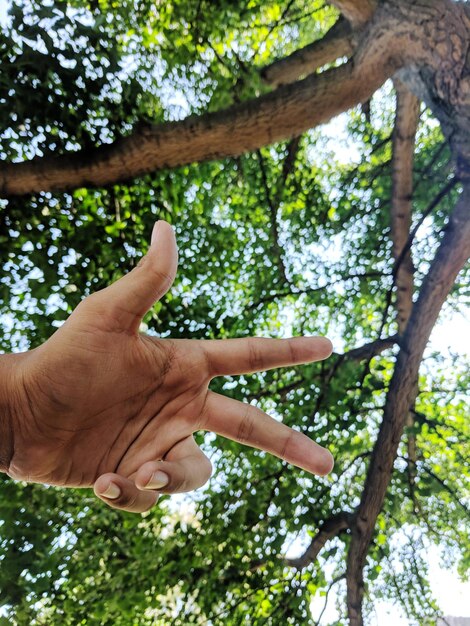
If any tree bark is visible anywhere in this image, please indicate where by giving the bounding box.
[261,18,354,87]
[0,59,394,196]
[390,81,419,334]
[346,184,470,626]
[390,81,421,494]
[286,512,352,569]
[329,0,377,26]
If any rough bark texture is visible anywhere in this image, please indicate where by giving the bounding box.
[261,18,354,87]
[390,81,420,334]
[346,184,470,626]
[390,80,421,497]
[329,0,377,26]
[392,0,470,179]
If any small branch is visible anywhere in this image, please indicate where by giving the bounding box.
[249,271,386,309]
[285,512,352,569]
[308,336,397,424]
[314,574,345,626]
[375,176,458,346]
[256,150,290,285]
[275,135,301,206]
[399,457,470,517]
[261,18,354,87]
[245,376,305,402]
[341,335,398,362]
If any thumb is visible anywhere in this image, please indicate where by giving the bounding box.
[97,220,178,333]
[134,436,213,495]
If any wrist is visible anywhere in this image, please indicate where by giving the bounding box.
[0,352,25,473]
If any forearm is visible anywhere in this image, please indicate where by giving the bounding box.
[0,352,23,473]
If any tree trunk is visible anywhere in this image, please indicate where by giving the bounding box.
[346,184,470,625]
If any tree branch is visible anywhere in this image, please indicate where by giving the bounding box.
[398,457,470,517]
[256,149,290,285]
[285,512,352,569]
[261,17,355,87]
[391,80,420,335]
[329,0,377,26]
[341,335,398,362]
[313,574,346,626]
[390,79,420,505]
[1,47,398,196]
[373,175,459,378]
[346,183,470,626]
[249,270,386,309]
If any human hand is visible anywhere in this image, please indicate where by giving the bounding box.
[3,221,333,512]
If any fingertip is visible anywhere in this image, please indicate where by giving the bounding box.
[315,336,333,359]
[324,337,334,356]
[99,482,121,500]
[135,465,169,490]
[315,449,335,476]
[151,220,175,248]
[94,474,120,499]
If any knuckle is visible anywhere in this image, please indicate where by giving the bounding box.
[112,491,138,510]
[286,339,297,363]
[247,339,264,370]
[237,404,255,444]
[144,261,174,289]
[280,428,297,461]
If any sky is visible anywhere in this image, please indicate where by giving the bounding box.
[0,1,468,624]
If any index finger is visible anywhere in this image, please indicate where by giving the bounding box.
[203,336,333,378]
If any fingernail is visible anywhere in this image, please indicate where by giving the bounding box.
[145,470,169,489]
[151,220,163,246]
[101,483,121,499]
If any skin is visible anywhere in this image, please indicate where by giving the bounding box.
[2,221,334,513]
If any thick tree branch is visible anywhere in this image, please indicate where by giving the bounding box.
[346,184,470,626]
[285,512,352,569]
[261,18,355,87]
[376,176,458,346]
[391,81,420,335]
[1,49,398,196]
[392,177,458,284]
[329,0,377,26]
[341,335,398,362]
[390,80,420,501]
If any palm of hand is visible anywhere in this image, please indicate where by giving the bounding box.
[7,222,333,512]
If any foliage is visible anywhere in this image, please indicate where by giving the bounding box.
[0,1,468,625]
